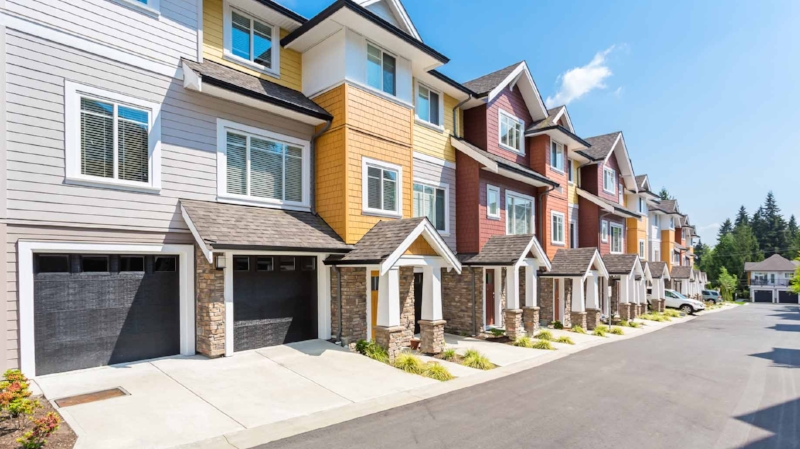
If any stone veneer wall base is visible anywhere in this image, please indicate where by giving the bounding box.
[195,246,225,357]
[503,309,523,341]
[375,325,406,363]
[522,307,540,336]
[418,320,446,354]
[585,308,601,330]
[619,303,633,322]
[570,311,587,330]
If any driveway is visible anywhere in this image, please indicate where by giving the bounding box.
[34,340,434,449]
[261,304,800,449]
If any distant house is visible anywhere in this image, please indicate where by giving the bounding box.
[744,255,800,303]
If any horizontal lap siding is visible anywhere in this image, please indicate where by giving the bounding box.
[6,0,197,68]
[412,157,456,250]
[412,93,458,162]
[5,29,314,232]
[485,86,533,167]
[478,172,538,253]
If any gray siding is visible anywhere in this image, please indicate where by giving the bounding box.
[412,157,456,251]
[5,0,198,68]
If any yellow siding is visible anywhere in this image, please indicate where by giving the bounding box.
[313,86,347,239]
[405,236,437,256]
[203,0,302,91]
[661,229,675,270]
[567,182,578,204]
[626,216,648,257]
[412,91,458,162]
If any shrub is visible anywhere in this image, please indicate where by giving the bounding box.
[628,321,641,328]
[393,353,424,374]
[462,350,494,370]
[441,348,457,361]
[571,325,586,334]
[16,412,60,449]
[531,340,555,350]
[513,336,534,348]
[3,370,26,383]
[536,330,553,341]
[610,327,625,335]
[488,328,505,338]
[355,339,370,355]
[640,313,668,322]
[594,325,608,337]
[555,336,575,345]
[663,309,681,318]
[422,362,454,381]
[356,340,389,363]
[552,321,564,330]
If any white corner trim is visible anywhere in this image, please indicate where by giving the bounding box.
[18,242,195,378]
[413,151,456,170]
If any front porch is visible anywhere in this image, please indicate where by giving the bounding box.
[540,248,610,330]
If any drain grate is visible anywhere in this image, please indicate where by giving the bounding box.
[55,387,128,408]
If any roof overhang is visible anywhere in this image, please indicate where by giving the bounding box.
[380,219,461,275]
[603,133,638,193]
[422,70,474,101]
[525,125,591,150]
[541,249,609,280]
[518,236,551,271]
[236,0,307,30]
[281,0,447,74]
[576,188,642,219]
[642,261,652,281]
[465,62,548,122]
[356,0,421,41]
[450,136,558,188]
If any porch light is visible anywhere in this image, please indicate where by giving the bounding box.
[215,254,226,270]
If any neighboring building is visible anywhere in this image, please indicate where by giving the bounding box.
[745,254,800,303]
[629,174,660,261]
[651,199,685,271]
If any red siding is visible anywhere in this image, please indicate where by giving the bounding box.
[580,153,624,205]
[463,105,487,151]
[477,171,538,252]
[455,151,481,254]
[485,86,533,166]
[578,198,600,249]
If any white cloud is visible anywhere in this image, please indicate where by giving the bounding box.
[545,46,617,107]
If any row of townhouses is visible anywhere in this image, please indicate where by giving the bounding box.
[0,0,709,375]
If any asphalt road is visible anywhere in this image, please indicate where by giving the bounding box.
[262,304,800,449]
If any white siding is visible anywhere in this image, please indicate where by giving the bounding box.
[412,156,456,250]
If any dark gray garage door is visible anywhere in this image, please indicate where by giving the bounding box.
[753,290,773,303]
[233,255,318,352]
[778,290,799,304]
[33,254,180,375]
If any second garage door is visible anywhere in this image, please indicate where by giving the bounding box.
[753,290,773,303]
[778,290,799,304]
[233,255,318,352]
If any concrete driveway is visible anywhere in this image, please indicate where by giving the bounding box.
[34,340,434,449]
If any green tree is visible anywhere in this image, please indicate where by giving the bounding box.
[760,192,788,258]
[694,240,711,269]
[790,232,800,260]
[734,206,749,230]
[718,267,738,301]
[718,219,733,240]
[658,188,673,200]
[731,224,763,279]
[790,262,800,295]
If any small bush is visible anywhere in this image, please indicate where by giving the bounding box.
[422,362,454,381]
[555,336,575,345]
[441,348,457,361]
[513,336,534,348]
[17,412,60,449]
[552,321,564,330]
[462,350,494,370]
[488,328,505,338]
[628,321,641,328]
[532,340,555,350]
[640,313,668,322]
[594,325,608,337]
[536,330,554,341]
[356,340,389,363]
[393,353,424,374]
[571,325,586,334]
[663,309,681,318]
[618,320,630,327]
[610,327,625,335]
[355,339,370,355]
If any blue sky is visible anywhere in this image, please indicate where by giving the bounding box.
[279,0,800,245]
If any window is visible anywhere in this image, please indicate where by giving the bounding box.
[639,240,646,258]
[570,220,578,248]
[610,224,623,254]
[550,141,565,172]
[279,257,295,271]
[36,255,70,274]
[567,159,574,183]
[362,157,402,217]
[218,119,309,209]
[415,83,441,127]
[655,249,660,261]
[256,257,273,271]
[551,212,565,245]
[233,256,249,271]
[499,110,524,153]
[654,214,661,227]
[223,3,279,75]
[619,185,624,204]
[603,167,616,194]
[638,198,646,213]
[120,256,145,272]
[601,220,609,243]
[154,256,176,272]
[670,217,675,229]
[82,256,109,273]
[65,82,161,191]
[367,43,396,96]
[486,185,500,219]
[301,257,316,271]
[506,192,534,235]
[413,181,447,233]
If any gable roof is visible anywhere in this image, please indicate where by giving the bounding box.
[356,0,421,41]
[635,175,648,191]
[463,62,520,96]
[525,106,591,150]
[582,131,637,192]
[462,235,551,270]
[576,188,642,219]
[671,266,692,279]
[744,254,799,272]
[653,199,685,216]
[649,261,670,279]
[582,132,620,161]
[461,61,548,121]
[541,248,609,278]
[602,254,642,275]
[450,137,558,188]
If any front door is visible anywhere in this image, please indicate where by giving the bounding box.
[414,273,423,334]
[485,270,495,326]
[370,271,379,340]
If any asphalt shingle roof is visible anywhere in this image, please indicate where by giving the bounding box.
[541,248,599,277]
[181,59,332,121]
[463,235,540,266]
[180,200,349,252]
[649,261,668,279]
[635,175,648,191]
[602,254,639,275]
[462,62,521,96]
[334,217,427,263]
[527,107,563,132]
[744,254,799,272]
[582,132,621,161]
[653,199,679,214]
[451,137,558,187]
[671,266,692,279]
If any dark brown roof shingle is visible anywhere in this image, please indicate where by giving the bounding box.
[334,217,427,263]
[671,266,692,279]
[462,62,521,96]
[744,254,799,272]
[541,248,599,277]
[602,254,640,275]
[463,235,543,266]
[582,132,621,161]
[649,261,668,278]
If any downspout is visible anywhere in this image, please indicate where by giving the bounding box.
[537,185,556,238]
[452,94,472,138]
[335,266,343,345]
[310,119,332,214]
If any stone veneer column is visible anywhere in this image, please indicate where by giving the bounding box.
[659,299,666,313]
[562,278,573,328]
[619,303,632,321]
[610,279,620,318]
[585,309,601,330]
[441,267,484,336]
[539,277,554,325]
[522,307,540,335]
[330,267,367,347]
[196,247,225,357]
[374,325,405,363]
[503,309,523,340]
[570,311,587,329]
[419,320,446,354]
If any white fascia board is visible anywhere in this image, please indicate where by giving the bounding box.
[487,62,547,121]
[381,220,461,275]
[181,204,213,263]
[576,188,614,213]
[182,61,202,91]
[495,167,553,189]
[515,235,552,271]
[603,133,638,193]
[201,83,326,126]
[583,250,609,281]
[525,128,587,150]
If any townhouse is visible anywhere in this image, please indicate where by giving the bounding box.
[746,254,800,303]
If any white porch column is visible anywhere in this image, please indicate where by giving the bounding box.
[571,277,585,312]
[377,267,401,327]
[421,265,443,321]
[586,273,599,310]
[505,266,520,309]
[525,265,537,307]
[620,275,630,304]
[640,280,646,305]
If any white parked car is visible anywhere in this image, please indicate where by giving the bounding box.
[665,289,706,314]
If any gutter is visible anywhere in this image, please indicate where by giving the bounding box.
[452,93,472,137]
[310,119,332,214]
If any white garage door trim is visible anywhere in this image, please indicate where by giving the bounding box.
[18,242,196,377]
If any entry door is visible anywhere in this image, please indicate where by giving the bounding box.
[414,273,423,334]
[485,270,495,326]
[370,271,379,340]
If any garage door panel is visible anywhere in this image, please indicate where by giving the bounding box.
[754,290,773,303]
[778,291,799,304]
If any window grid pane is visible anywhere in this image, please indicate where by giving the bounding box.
[429,91,440,126]
[253,20,272,67]
[367,45,382,90]
[231,12,251,60]
[382,52,396,95]
[250,138,283,200]
[417,86,430,123]
[118,106,149,183]
[80,98,114,179]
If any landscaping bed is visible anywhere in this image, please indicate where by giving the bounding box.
[0,399,76,449]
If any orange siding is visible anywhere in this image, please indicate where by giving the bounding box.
[405,236,437,255]
[313,86,348,240]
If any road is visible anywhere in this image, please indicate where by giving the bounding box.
[261,304,800,449]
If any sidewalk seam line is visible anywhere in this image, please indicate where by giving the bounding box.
[254,351,355,404]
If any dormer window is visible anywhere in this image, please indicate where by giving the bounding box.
[367,44,396,96]
[499,110,524,154]
[223,4,280,76]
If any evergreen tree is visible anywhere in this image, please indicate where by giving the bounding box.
[790,231,800,260]
[694,240,711,271]
[658,188,672,201]
[718,219,733,240]
[761,191,787,257]
[734,206,749,230]
[788,215,798,242]
[731,225,763,280]
[751,207,766,250]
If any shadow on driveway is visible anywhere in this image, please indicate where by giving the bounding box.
[735,398,800,448]
[749,348,800,369]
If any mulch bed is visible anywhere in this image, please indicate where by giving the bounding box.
[479,335,513,344]
[0,398,77,449]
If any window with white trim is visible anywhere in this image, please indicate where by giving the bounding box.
[224,4,279,75]
[610,224,623,254]
[413,181,447,233]
[499,110,524,154]
[603,166,616,194]
[670,217,675,229]
[550,141,565,172]
[216,119,309,209]
[487,185,500,219]
[551,211,565,245]
[506,192,534,235]
[362,158,401,216]
[601,220,609,243]
[639,240,646,258]
[654,249,660,261]
[619,184,624,204]
[654,214,661,227]
[415,83,441,127]
[367,43,396,96]
[638,198,646,213]
[65,82,161,191]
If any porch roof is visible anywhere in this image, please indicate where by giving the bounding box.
[602,254,641,275]
[462,234,551,270]
[180,200,350,262]
[671,265,692,279]
[540,247,608,278]
[649,261,670,279]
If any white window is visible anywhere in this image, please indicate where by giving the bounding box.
[223,3,280,76]
[567,159,574,183]
[619,184,624,204]
[506,191,534,235]
[413,181,448,233]
[638,198,646,213]
[654,214,661,227]
[639,240,646,258]
[603,166,616,194]
[415,83,442,127]
[550,141,565,172]
[655,249,660,261]
[670,217,675,229]
[551,211,565,245]
[610,224,623,254]
[601,220,609,243]
[362,157,402,217]
[65,82,161,192]
[499,110,524,154]
[118,0,160,14]
[569,219,578,248]
[367,43,396,96]
[486,185,500,219]
[216,119,310,209]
